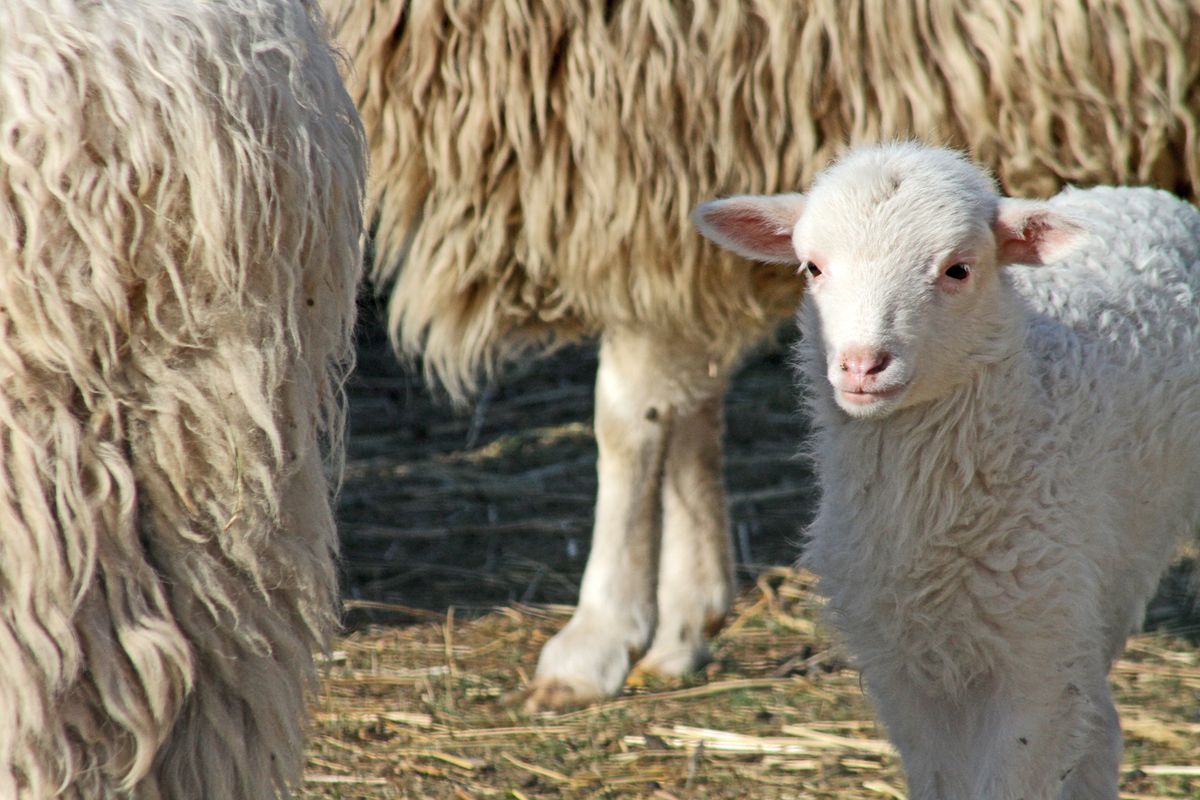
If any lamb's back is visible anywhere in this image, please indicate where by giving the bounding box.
[1018,186,1200,369]
[1016,187,1200,616]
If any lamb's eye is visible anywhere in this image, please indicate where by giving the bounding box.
[804,261,822,278]
[944,263,970,281]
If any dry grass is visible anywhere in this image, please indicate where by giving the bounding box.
[304,567,1200,799]
[317,307,1200,799]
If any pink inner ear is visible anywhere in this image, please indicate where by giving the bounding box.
[994,205,1083,265]
[694,195,804,263]
[716,210,793,254]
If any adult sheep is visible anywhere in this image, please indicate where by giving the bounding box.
[694,142,1200,799]
[325,0,1200,711]
[0,0,364,797]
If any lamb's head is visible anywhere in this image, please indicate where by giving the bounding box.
[693,143,1083,418]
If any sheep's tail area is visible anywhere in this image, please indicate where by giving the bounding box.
[327,0,1200,401]
[0,0,365,797]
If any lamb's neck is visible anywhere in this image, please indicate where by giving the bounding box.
[812,314,1040,552]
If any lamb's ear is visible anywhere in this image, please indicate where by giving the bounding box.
[993,198,1086,266]
[692,193,806,264]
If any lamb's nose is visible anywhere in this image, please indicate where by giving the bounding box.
[840,346,892,378]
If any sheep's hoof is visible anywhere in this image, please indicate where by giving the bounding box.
[634,641,710,679]
[509,677,608,713]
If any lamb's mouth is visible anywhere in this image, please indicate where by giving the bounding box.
[838,384,906,406]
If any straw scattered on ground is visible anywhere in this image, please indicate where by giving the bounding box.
[304,566,1200,799]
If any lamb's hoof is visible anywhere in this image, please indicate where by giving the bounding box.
[509,677,608,713]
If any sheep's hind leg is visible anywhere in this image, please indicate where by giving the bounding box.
[634,387,734,678]
[521,332,673,711]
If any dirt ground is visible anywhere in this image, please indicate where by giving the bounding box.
[305,302,1200,799]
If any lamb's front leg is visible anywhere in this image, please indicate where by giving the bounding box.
[522,333,670,711]
[860,670,975,800]
[1057,678,1120,800]
[636,390,734,677]
[970,673,1115,800]
[867,665,1112,800]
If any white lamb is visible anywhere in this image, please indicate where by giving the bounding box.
[693,142,1200,799]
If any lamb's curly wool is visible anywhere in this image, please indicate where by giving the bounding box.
[0,0,365,796]
[327,0,1200,396]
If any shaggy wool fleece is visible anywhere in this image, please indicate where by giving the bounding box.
[0,0,365,796]
[326,0,1200,397]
